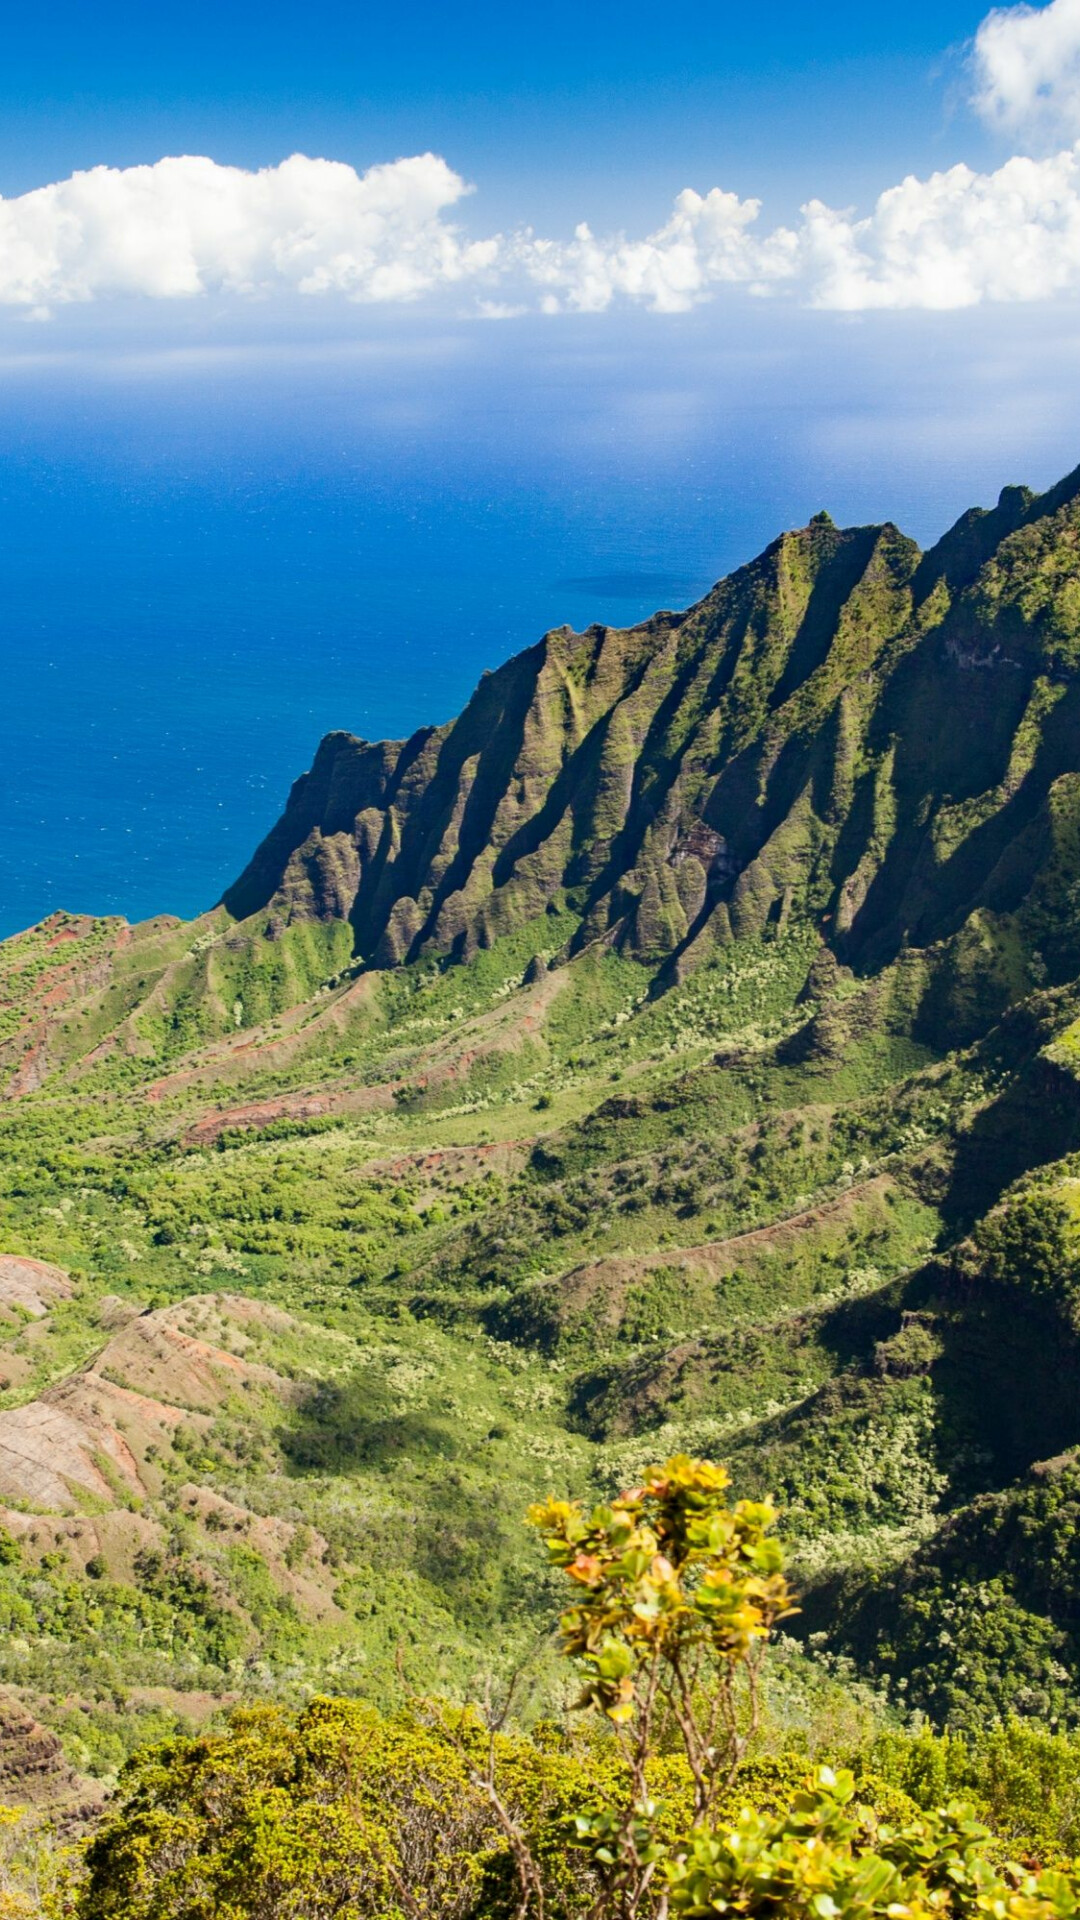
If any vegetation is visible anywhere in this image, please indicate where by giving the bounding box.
[10,467,1080,1888]
[29,1455,1080,1920]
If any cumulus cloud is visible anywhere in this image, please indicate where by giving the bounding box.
[798,147,1080,309]
[0,152,499,309]
[512,189,799,314]
[7,136,1080,320]
[512,150,1080,313]
[972,0,1080,143]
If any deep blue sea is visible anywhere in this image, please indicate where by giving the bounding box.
[3,304,1080,937]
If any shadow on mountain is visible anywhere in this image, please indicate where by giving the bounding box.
[942,1056,1080,1233]
[279,1376,456,1473]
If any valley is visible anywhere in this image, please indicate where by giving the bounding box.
[5,468,1080,1789]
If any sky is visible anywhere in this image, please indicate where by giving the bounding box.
[4,0,1080,320]
[0,2,1002,220]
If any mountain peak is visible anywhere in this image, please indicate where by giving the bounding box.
[219,466,1080,996]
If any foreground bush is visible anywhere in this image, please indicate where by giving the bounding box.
[80,1699,501,1920]
[865,1718,1080,1864]
[75,1456,1080,1919]
[0,1806,75,1920]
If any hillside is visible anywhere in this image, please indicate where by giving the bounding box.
[5,466,1080,1778]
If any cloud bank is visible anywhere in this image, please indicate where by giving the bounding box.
[5,131,1080,319]
[0,152,497,312]
[513,149,1080,312]
[972,0,1080,143]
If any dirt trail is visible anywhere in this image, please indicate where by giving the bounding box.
[556,1175,899,1325]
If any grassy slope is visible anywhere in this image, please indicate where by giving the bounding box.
[2,897,1080,1775]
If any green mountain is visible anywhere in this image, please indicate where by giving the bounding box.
[5,464,1080,1781]
[225,468,1080,1016]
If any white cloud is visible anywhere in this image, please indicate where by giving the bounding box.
[511,189,800,314]
[7,133,1080,321]
[0,152,499,309]
[972,0,1080,143]
[512,151,1080,313]
[798,148,1080,309]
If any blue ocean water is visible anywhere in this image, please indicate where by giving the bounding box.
[2,305,1079,937]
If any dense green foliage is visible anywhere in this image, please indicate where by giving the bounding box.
[67,1700,1080,1920]
[60,1458,1080,1920]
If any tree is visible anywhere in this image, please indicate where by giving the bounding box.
[525,1453,794,1916]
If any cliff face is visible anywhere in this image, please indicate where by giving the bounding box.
[223,468,1080,999]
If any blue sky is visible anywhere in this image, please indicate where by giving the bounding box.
[0,0,998,225]
[0,0,1078,323]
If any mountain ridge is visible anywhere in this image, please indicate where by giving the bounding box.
[221,465,1080,1033]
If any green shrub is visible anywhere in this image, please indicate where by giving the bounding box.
[74,1456,1080,1920]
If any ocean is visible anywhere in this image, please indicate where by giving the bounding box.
[2,303,1079,937]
